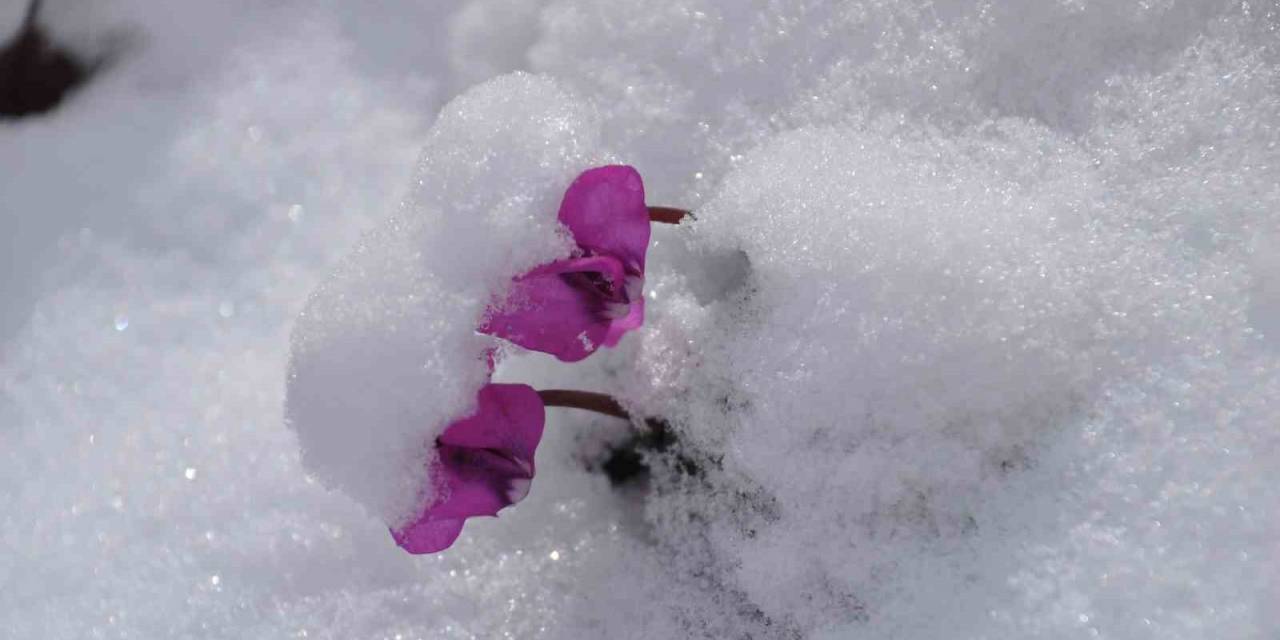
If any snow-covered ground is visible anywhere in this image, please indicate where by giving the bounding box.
[2,1,1278,638]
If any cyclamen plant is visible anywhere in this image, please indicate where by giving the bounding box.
[392,383,544,554]
[393,165,689,554]
[480,165,651,362]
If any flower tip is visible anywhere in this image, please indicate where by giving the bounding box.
[480,164,653,362]
[391,383,545,555]
[391,517,466,554]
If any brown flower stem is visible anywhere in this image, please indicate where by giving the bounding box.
[648,206,693,225]
[538,389,674,442]
[537,389,631,420]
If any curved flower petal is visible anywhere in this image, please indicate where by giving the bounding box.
[479,255,626,362]
[392,517,465,554]
[392,384,546,554]
[558,165,650,271]
[438,383,545,462]
[427,450,522,519]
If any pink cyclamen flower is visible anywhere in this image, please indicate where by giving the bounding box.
[480,165,651,362]
[392,383,545,554]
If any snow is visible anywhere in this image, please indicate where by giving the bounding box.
[287,73,600,526]
[3,0,1278,638]
[643,121,1272,636]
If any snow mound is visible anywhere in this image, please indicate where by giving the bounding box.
[287,72,604,526]
[630,118,1272,636]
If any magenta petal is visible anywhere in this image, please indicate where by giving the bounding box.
[478,166,652,361]
[392,384,546,554]
[392,517,465,554]
[425,454,517,519]
[438,383,545,463]
[558,165,651,271]
[479,256,625,362]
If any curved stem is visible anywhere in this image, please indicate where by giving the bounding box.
[648,206,693,225]
[537,389,630,420]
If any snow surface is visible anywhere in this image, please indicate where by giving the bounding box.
[3,1,1279,638]
[287,73,600,527]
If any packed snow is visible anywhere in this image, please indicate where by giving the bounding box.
[288,73,600,527]
[2,1,1278,638]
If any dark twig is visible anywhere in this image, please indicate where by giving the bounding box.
[1,0,91,118]
[648,206,693,225]
[537,389,631,420]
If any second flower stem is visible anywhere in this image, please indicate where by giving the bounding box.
[537,389,631,420]
[648,206,692,225]
[539,388,688,482]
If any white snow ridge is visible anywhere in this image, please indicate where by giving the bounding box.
[2,1,1278,639]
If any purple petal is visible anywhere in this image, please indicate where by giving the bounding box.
[437,383,545,466]
[392,517,465,554]
[558,165,650,271]
[426,449,521,518]
[392,384,546,554]
[479,256,625,362]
